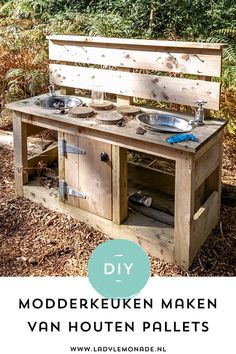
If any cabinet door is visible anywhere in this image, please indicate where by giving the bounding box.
[63,133,112,220]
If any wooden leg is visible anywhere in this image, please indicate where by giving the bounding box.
[174,152,195,268]
[217,132,224,219]
[112,145,128,224]
[190,131,223,263]
[13,113,28,196]
[58,131,65,202]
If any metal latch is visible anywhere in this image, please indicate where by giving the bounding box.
[59,139,86,156]
[59,180,86,200]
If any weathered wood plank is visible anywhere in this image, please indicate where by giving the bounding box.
[50,64,221,110]
[64,133,81,207]
[58,131,65,202]
[128,162,175,196]
[194,165,220,213]
[194,129,222,160]
[213,133,223,220]
[116,68,133,104]
[47,35,227,50]
[78,137,112,220]
[13,113,28,196]
[197,76,212,117]
[112,146,128,224]
[194,140,221,191]
[63,134,113,220]
[194,180,206,213]
[19,113,187,156]
[191,191,219,261]
[49,41,222,77]
[218,133,224,214]
[205,167,220,198]
[7,96,226,154]
[18,112,223,156]
[174,152,195,268]
[61,134,113,218]
[23,182,174,262]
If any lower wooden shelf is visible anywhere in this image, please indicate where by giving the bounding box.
[23,181,174,263]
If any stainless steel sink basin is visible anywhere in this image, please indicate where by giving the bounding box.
[136,113,192,133]
[34,96,83,109]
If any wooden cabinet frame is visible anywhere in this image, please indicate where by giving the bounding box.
[11,108,225,269]
[8,36,227,269]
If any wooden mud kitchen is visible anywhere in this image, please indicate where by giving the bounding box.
[7,36,227,269]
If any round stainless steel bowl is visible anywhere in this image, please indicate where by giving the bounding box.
[35,96,83,109]
[136,113,192,133]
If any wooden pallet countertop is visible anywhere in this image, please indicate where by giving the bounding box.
[7,94,227,155]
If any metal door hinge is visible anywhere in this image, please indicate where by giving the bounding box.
[59,139,86,156]
[59,180,86,199]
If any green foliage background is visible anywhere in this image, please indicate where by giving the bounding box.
[0,0,236,132]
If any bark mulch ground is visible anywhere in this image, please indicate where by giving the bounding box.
[0,134,235,277]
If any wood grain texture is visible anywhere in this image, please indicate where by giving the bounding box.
[68,106,94,118]
[174,152,195,268]
[215,133,224,221]
[24,182,174,262]
[49,64,221,110]
[194,129,222,160]
[63,134,112,219]
[116,67,133,105]
[58,131,65,202]
[18,112,225,159]
[194,140,221,190]
[13,113,28,196]
[194,166,220,213]
[197,76,212,117]
[64,133,80,207]
[194,181,207,213]
[17,112,190,156]
[95,112,123,124]
[78,136,112,220]
[191,191,219,261]
[47,35,227,50]
[117,105,142,115]
[112,146,128,224]
[128,162,175,196]
[90,101,114,110]
[49,41,222,77]
[7,95,227,154]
